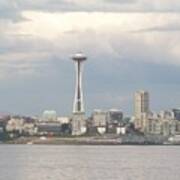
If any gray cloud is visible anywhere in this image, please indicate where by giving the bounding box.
[1,0,180,23]
[1,25,180,78]
[20,0,180,13]
[17,0,77,12]
[1,12,180,115]
[0,0,75,21]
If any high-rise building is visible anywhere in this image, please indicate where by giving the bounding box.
[134,90,149,119]
[71,53,87,136]
[134,90,150,130]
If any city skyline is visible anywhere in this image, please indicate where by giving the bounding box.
[1,2,180,180]
[1,1,180,116]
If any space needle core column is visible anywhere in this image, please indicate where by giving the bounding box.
[71,53,87,135]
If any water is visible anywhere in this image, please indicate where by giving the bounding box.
[0,145,180,180]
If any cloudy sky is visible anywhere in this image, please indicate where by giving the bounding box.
[0,0,180,116]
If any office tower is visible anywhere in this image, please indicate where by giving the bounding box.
[134,90,150,131]
[134,90,149,118]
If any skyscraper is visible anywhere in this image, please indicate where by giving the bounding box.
[71,53,87,135]
[134,90,150,130]
[134,90,149,118]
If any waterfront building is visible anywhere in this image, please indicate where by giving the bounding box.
[145,113,162,135]
[105,109,124,133]
[6,117,36,136]
[71,53,87,135]
[36,122,61,136]
[161,119,176,136]
[6,118,24,134]
[23,123,37,136]
[36,117,71,136]
[158,111,175,136]
[92,109,107,127]
[107,109,123,125]
[144,112,176,136]
[91,110,107,134]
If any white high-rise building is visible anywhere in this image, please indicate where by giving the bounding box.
[134,90,150,130]
[134,90,149,118]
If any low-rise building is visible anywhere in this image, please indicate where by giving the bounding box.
[6,118,24,134]
[139,111,176,136]
[175,121,180,133]
[92,110,107,127]
[36,122,61,136]
[6,117,37,136]
[107,109,123,125]
[172,108,180,121]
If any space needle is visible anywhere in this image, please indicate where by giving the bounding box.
[71,53,87,135]
[72,53,87,113]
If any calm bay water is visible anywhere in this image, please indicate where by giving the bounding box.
[0,145,180,180]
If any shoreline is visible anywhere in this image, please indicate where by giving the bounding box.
[1,136,180,146]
